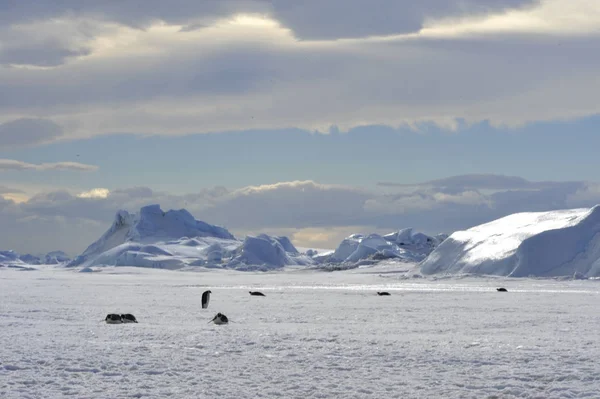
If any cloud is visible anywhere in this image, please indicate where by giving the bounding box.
[268,0,537,39]
[0,2,263,31]
[0,19,95,67]
[4,175,600,256]
[0,0,598,144]
[0,186,25,195]
[364,189,491,215]
[0,159,98,172]
[77,188,110,199]
[0,118,63,148]
[417,0,600,37]
[378,174,561,190]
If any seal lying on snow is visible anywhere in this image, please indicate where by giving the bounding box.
[105,313,138,324]
[210,313,229,325]
[105,314,122,324]
[121,313,138,323]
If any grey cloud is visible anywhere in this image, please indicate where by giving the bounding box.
[1,32,597,138]
[268,0,536,39]
[111,187,155,198]
[378,174,568,191]
[0,186,25,194]
[192,181,371,229]
[0,118,64,148]
[0,39,91,67]
[0,0,534,39]
[0,1,265,29]
[0,0,539,70]
[0,159,98,172]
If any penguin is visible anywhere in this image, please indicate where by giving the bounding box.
[249,291,266,297]
[120,314,138,323]
[202,290,211,309]
[496,288,508,292]
[377,292,391,296]
[210,312,229,325]
[105,314,122,324]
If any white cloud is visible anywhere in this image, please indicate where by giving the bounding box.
[418,0,600,38]
[0,186,27,203]
[0,159,98,172]
[77,188,110,199]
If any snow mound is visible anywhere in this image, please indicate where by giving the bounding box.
[44,251,71,264]
[66,205,312,270]
[420,205,600,278]
[228,234,312,270]
[321,229,443,267]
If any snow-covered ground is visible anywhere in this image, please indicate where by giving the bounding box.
[1,265,600,398]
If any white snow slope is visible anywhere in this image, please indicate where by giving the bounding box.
[67,205,312,270]
[1,266,600,398]
[421,205,600,277]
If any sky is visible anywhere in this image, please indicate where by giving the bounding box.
[1,0,600,256]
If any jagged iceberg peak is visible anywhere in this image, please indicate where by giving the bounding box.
[72,204,235,264]
[130,204,234,242]
[326,229,442,265]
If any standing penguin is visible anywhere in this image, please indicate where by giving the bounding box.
[202,290,212,309]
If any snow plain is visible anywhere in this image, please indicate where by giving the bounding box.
[2,264,600,399]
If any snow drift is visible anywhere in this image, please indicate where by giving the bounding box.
[228,234,313,270]
[420,205,600,278]
[67,205,312,270]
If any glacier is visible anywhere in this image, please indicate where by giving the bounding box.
[420,205,600,278]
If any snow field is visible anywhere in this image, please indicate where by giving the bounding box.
[1,267,600,398]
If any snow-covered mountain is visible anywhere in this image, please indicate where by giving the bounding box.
[313,228,446,267]
[67,205,312,270]
[0,250,30,268]
[0,250,71,268]
[420,205,600,278]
